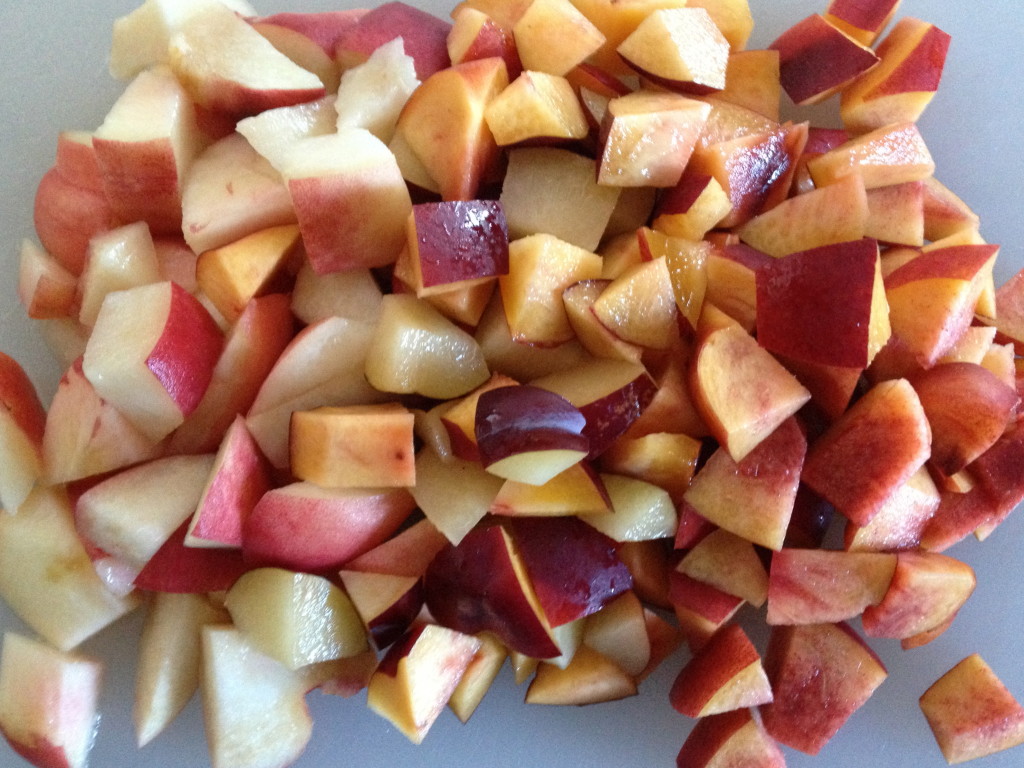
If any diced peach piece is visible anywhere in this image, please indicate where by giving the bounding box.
[920,654,1024,765]
[801,378,931,526]
[807,122,934,190]
[841,18,951,133]
[499,233,603,346]
[616,8,729,94]
[483,71,588,146]
[597,91,711,187]
[690,309,811,463]
[682,417,806,551]
[512,0,605,77]
[769,14,879,105]
[825,0,901,45]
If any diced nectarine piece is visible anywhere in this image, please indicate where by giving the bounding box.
[512,0,605,77]
[484,71,588,146]
[738,173,869,257]
[597,91,711,187]
[616,8,729,94]
[394,56,509,201]
[802,378,930,526]
[499,233,603,346]
[683,417,806,551]
[756,238,889,369]
[761,622,887,755]
[841,17,951,133]
[769,14,879,105]
[691,312,811,463]
[824,0,901,45]
[807,122,934,190]
[920,654,1024,765]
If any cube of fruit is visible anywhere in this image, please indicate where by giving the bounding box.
[920,654,1024,765]
[597,91,711,187]
[617,8,729,94]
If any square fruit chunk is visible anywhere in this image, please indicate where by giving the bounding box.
[920,654,1024,765]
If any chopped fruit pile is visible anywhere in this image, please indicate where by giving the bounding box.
[2,0,1024,767]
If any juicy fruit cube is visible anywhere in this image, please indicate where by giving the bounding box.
[920,654,1024,764]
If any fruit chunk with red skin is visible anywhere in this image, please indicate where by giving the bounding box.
[186,415,272,550]
[844,465,940,552]
[677,529,769,608]
[683,417,806,552]
[335,1,451,80]
[393,56,508,202]
[33,132,120,276]
[532,358,657,460]
[170,292,295,456]
[0,632,102,768]
[884,243,998,368]
[242,484,417,573]
[669,570,745,652]
[423,523,561,659]
[474,385,588,485]
[675,708,787,768]
[801,378,931,527]
[167,2,326,120]
[909,362,1018,476]
[597,91,711,188]
[769,14,880,106]
[861,550,975,640]
[738,172,869,259]
[760,622,887,755]
[505,516,632,628]
[840,17,951,133]
[0,351,47,512]
[807,121,934,190]
[766,549,897,625]
[690,309,811,463]
[919,654,1024,765]
[92,66,206,235]
[338,570,423,650]
[19,239,78,320]
[406,200,509,296]
[344,518,450,579]
[652,172,732,242]
[616,8,729,95]
[82,281,224,443]
[0,488,138,652]
[447,6,521,77]
[756,238,889,369]
[367,623,481,744]
[42,359,163,485]
[281,129,412,275]
[690,122,807,231]
[133,520,250,594]
[824,0,901,45]
[670,624,773,718]
[991,266,1024,354]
